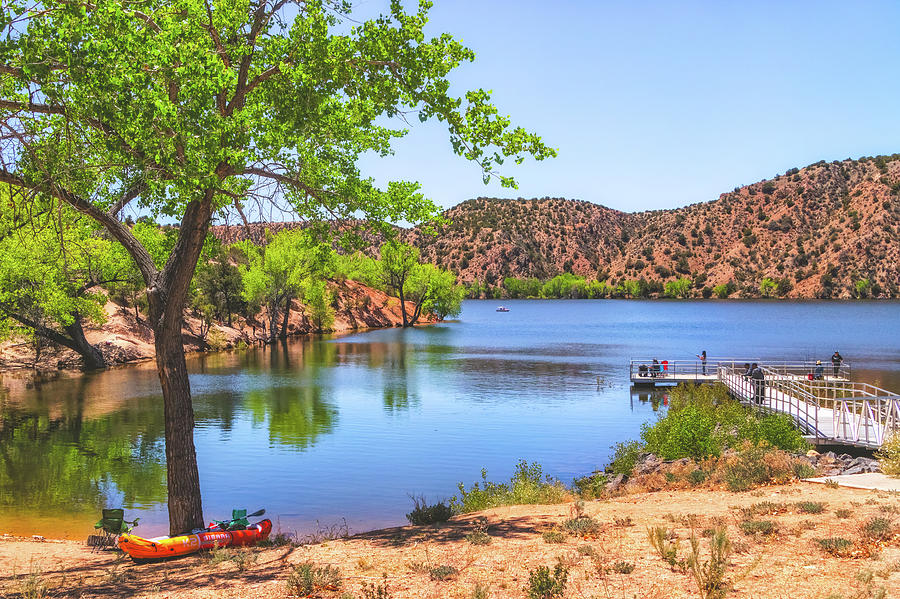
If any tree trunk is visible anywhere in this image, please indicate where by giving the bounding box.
[63,315,106,370]
[152,314,204,535]
[280,296,291,338]
[398,285,409,327]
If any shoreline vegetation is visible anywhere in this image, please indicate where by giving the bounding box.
[0,224,463,373]
[3,383,897,598]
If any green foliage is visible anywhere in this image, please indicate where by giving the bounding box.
[796,501,826,514]
[303,279,335,333]
[381,241,463,325]
[503,277,542,298]
[428,565,458,581]
[793,463,817,479]
[712,282,735,299]
[687,528,731,599]
[739,520,776,536]
[562,516,599,536]
[572,472,607,499]
[607,440,644,477]
[286,562,342,597]
[540,273,587,299]
[524,564,568,599]
[815,537,853,556]
[759,277,778,298]
[664,277,693,298]
[451,460,568,513]
[240,229,333,339]
[723,443,793,492]
[542,530,566,544]
[861,517,894,541]
[405,496,453,526]
[647,526,685,571]
[612,561,635,574]
[637,384,808,461]
[875,434,900,476]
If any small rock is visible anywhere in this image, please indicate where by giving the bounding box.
[842,465,866,475]
[806,450,820,457]
[32,535,44,542]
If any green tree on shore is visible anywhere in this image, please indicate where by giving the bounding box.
[0,0,552,534]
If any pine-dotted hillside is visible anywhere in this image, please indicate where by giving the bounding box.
[612,155,900,298]
[402,197,632,285]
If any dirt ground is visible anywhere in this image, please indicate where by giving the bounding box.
[2,481,899,599]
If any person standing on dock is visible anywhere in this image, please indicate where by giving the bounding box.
[831,351,843,377]
[750,363,765,404]
[696,350,707,375]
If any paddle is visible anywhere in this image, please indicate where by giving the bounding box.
[211,508,266,531]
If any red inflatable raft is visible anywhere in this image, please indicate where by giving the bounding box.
[118,519,272,560]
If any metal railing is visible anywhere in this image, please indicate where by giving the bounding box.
[718,364,900,448]
[629,358,851,382]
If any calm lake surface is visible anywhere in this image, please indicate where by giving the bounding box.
[2,300,899,538]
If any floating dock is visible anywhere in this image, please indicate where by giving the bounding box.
[629,358,899,449]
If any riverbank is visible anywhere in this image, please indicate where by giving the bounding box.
[2,481,898,598]
[0,279,432,373]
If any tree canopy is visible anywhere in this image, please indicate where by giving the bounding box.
[0,0,553,533]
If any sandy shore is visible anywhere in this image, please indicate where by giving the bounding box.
[3,481,899,598]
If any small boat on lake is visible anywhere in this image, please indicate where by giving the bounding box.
[118,519,272,561]
[496,306,510,312]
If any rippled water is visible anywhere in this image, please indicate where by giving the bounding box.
[1,300,898,538]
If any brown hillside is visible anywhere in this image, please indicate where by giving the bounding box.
[407,155,900,298]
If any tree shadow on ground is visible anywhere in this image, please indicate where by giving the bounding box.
[351,512,558,548]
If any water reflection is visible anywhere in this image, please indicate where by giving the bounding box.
[0,300,897,538]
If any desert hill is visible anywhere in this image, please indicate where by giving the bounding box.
[402,155,900,298]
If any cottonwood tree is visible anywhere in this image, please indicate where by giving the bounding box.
[0,0,553,533]
[0,188,128,369]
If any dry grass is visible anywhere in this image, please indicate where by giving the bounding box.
[2,482,900,598]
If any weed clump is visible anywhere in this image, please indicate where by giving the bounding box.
[611,561,635,574]
[796,501,826,514]
[861,517,894,541]
[835,508,852,519]
[723,442,794,492]
[287,562,342,596]
[648,526,686,571]
[452,460,568,513]
[687,527,732,599]
[542,530,566,544]
[739,520,776,536]
[428,565,458,581]
[406,496,453,526]
[815,537,854,557]
[525,564,568,599]
[563,516,599,536]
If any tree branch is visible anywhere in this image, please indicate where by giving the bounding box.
[109,180,148,218]
[0,169,158,285]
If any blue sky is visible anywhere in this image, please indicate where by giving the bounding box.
[353,0,900,213]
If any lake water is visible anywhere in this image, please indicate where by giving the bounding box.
[2,300,899,538]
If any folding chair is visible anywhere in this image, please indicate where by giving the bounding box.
[87,508,139,551]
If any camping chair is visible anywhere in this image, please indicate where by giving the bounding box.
[211,509,250,531]
[88,509,139,551]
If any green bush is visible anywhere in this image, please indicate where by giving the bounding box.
[452,461,568,513]
[724,444,783,492]
[287,562,342,596]
[525,565,568,599]
[562,516,599,536]
[688,469,709,485]
[406,496,453,526]
[793,463,817,479]
[612,561,635,574]
[607,440,643,476]
[573,472,607,498]
[876,434,900,476]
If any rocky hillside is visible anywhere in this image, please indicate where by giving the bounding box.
[405,155,900,298]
